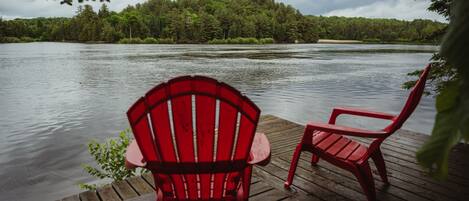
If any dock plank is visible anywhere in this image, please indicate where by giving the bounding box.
[249,182,274,196]
[250,188,289,201]
[112,180,139,200]
[127,176,154,195]
[97,184,121,201]
[79,191,100,201]
[61,195,80,201]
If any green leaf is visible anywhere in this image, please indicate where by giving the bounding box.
[435,81,458,112]
[79,183,97,191]
[417,81,469,179]
[416,106,461,179]
[79,129,141,188]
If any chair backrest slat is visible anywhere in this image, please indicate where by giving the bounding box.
[194,78,217,199]
[127,98,159,162]
[145,84,185,199]
[127,76,261,200]
[168,78,198,199]
[213,85,241,198]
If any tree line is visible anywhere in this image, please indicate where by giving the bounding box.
[311,16,445,43]
[0,0,445,44]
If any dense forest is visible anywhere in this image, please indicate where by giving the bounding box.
[310,16,445,43]
[0,0,446,44]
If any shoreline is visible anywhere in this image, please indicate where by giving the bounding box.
[317,39,363,44]
[0,39,438,46]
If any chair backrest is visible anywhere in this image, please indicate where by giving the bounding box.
[127,76,261,200]
[385,64,431,133]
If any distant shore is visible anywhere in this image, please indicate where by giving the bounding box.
[317,39,363,44]
[0,37,438,45]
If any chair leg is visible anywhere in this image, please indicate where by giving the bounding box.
[311,154,320,166]
[371,149,389,184]
[239,166,252,201]
[284,144,303,189]
[354,161,376,201]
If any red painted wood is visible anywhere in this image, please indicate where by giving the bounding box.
[168,78,197,199]
[347,145,368,161]
[326,137,350,156]
[336,140,360,160]
[316,134,341,151]
[247,133,271,166]
[213,85,240,198]
[194,78,217,200]
[127,98,158,162]
[125,75,269,201]
[285,65,431,201]
[125,140,145,169]
[312,131,332,145]
[148,85,185,199]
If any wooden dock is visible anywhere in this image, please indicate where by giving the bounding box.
[60,115,469,201]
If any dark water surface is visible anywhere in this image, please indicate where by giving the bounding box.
[0,43,437,200]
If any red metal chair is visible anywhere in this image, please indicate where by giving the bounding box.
[125,76,270,201]
[284,65,431,201]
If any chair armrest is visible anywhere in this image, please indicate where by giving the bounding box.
[247,132,271,166]
[329,106,396,124]
[125,140,146,169]
[307,121,388,138]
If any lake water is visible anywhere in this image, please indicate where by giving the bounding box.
[0,42,437,200]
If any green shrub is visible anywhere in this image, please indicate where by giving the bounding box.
[143,37,158,44]
[79,129,147,190]
[241,37,259,44]
[259,38,275,44]
[131,38,144,44]
[363,38,381,43]
[0,37,21,43]
[226,37,259,44]
[209,37,273,44]
[20,37,35,42]
[158,38,174,44]
[396,38,411,43]
[118,38,130,44]
[208,39,227,44]
[227,38,241,44]
[118,37,143,44]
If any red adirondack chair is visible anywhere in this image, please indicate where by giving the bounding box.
[284,65,431,201]
[125,76,270,201]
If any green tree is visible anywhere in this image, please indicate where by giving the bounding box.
[98,3,110,19]
[254,13,274,39]
[404,0,469,180]
[75,5,100,41]
[298,17,319,43]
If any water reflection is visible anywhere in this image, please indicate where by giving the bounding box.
[0,42,437,200]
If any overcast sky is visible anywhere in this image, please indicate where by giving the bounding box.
[0,0,446,22]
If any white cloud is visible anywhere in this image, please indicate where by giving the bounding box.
[324,0,446,22]
[277,0,378,15]
[0,0,146,19]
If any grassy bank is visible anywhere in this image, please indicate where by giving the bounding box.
[117,37,276,44]
[0,36,38,43]
[1,37,437,45]
[317,38,439,45]
[208,37,275,44]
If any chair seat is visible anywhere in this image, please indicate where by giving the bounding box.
[312,131,368,162]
